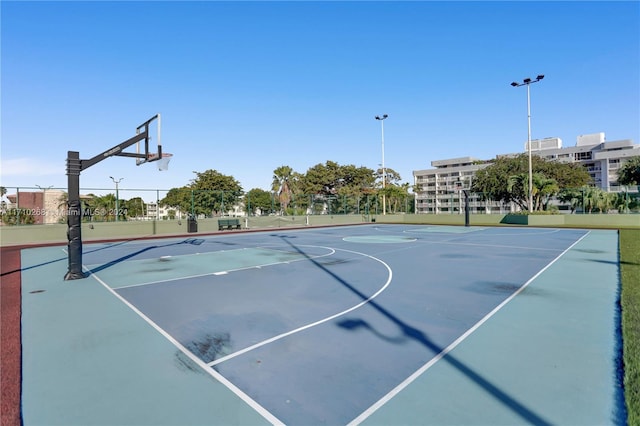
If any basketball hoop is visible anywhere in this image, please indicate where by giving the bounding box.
[148,153,173,171]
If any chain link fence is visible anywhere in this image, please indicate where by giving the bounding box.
[2,184,637,227]
[0,187,417,225]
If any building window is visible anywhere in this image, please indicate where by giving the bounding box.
[575,152,592,160]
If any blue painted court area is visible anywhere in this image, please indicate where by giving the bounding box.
[20,225,623,425]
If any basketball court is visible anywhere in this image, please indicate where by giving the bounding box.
[15,224,624,425]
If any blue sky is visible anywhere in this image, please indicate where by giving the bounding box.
[2,1,639,201]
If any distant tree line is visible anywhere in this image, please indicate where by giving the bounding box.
[160,161,413,217]
[1,156,638,224]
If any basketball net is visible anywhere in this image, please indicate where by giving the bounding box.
[149,153,172,171]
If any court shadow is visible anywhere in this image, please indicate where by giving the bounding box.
[278,236,553,425]
[589,258,638,266]
[0,239,134,277]
[87,238,204,274]
[336,319,407,344]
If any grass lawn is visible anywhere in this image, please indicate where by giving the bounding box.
[620,228,640,425]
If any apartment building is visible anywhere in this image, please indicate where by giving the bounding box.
[413,133,639,214]
[525,133,639,192]
[413,157,508,215]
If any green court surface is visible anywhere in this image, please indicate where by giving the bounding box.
[15,225,623,425]
[87,247,316,289]
[360,229,623,425]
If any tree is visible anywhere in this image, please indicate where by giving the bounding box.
[1,208,35,225]
[595,190,617,214]
[245,188,275,215]
[189,170,244,216]
[0,187,7,217]
[382,184,410,214]
[473,154,591,211]
[341,164,377,192]
[582,186,601,214]
[376,167,401,188]
[160,187,192,215]
[301,161,376,195]
[88,193,117,221]
[272,166,294,215]
[618,156,640,186]
[614,192,632,214]
[536,159,592,189]
[303,161,342,195]
[534,174,560,211]
[124,197,145,218]
[506,173,529,212]
[557,187,584,213]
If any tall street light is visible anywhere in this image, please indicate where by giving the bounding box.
[375,114,388,215]
[109,176,123,222]
[511,74,544,213]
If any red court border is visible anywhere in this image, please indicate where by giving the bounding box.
[1,246,22,426]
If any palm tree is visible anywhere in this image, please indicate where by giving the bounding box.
[507,173,530,211]
[532,174,559,211]
[595,190,616,213]
[557,188,583,213]
[614,192,631,214]
[582,187,616,214]
[272,166,293,215]
[87,193,116,221]
[508,173,559,211]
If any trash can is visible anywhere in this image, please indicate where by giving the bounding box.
[187,215,198,233]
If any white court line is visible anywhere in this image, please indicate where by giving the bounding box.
[86,266,286,425]
[111,246,335,290]
[347,230,591,425]
[207,247,393,367]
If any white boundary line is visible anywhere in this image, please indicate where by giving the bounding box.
[111,246,335,290]
[347,230,591,425]
[86,266,286,425]
[208,247,393,366]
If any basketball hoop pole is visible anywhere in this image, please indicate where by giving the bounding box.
[64,115,161,280]
[65,151,84,280]
[456,178,470,228]
[462,189,470,227]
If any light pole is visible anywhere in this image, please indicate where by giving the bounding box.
[109,176,123,221]
[511,75,544,213]
[375,114,388,215]
[35,184,53,198]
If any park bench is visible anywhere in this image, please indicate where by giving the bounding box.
[218,218,241,231]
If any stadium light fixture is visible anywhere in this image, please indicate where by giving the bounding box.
[510,75,545,213]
